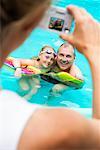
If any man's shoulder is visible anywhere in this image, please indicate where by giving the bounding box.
[71,64,78,69]
[70,64,80,72]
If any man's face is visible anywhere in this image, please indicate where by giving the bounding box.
[57,45,75,71]
[39,47,55,69]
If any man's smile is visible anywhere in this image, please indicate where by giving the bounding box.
[59,60,69,65]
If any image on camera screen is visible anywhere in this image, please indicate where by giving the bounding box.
[48,17,64,31]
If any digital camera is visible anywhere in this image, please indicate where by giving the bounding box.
[39,6,73,34]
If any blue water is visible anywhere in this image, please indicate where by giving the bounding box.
[0,0,100,117]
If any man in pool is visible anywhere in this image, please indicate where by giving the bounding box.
[53,43,83,79]
[13,45,56,77]
[50,43,83,93]
[0,1,100,149]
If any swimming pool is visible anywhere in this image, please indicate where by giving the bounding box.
[1,0,100,118]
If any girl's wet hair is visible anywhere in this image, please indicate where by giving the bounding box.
[32,45,56,61]
[40,46,56,53]
[40,46,56,58]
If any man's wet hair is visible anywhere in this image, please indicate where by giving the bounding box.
[58,43,76,57]
[0,0,49,29]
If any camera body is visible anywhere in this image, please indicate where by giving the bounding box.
[39,6,73,34]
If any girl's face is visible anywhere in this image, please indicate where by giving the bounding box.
[39,47,56,69]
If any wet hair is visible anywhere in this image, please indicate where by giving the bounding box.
[31,46,56,61]
[58,43,76,57]
[40,45,56,54]
[0,0,49,29]
[36,45,56,61]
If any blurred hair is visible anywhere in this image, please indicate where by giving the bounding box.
[0,0,49,29]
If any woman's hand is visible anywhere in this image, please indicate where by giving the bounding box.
[60,5,100,60]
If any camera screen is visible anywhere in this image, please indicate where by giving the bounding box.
[48,17,64,31]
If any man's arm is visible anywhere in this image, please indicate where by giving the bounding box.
[70,64,84,81]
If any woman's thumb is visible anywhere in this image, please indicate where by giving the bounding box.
[60,33,74,45]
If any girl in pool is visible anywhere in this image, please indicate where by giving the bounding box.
[12,45,56,99]
[13,45,56,77]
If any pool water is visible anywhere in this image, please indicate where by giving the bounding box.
[0,0,100,118]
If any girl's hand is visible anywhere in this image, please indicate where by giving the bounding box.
[14,68,22,78]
